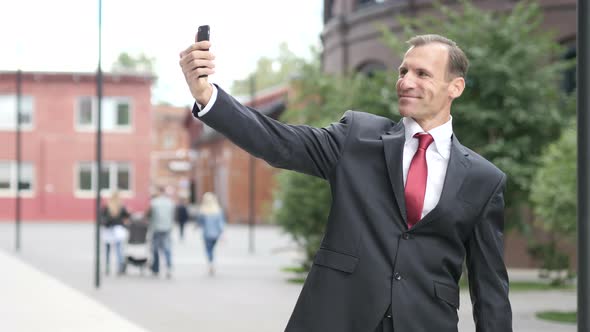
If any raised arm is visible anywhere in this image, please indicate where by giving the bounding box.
[179,40,351,179]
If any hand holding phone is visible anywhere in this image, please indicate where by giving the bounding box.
[196,25,210,78]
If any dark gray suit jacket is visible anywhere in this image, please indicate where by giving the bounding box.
[193,85,512,332]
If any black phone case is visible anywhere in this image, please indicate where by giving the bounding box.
[196,25,210,78]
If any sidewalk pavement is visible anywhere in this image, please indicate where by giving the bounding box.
[0,222,578,332]
[0,249,148,332]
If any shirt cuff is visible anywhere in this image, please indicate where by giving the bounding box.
[196,84,218,117]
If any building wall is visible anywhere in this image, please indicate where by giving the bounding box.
[151,105,191,196]
[322,0,576,74]
[0,72,152,221]
[192,138,277,224]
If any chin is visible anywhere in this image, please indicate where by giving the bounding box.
[398,107,415,118]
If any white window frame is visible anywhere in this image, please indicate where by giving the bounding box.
[0,95,35,131]
[74,96,133,133]
[74,161,134,198]
[0,161,35,197]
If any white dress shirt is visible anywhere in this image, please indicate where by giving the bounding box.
[196,84,218,117]
[197,87,453,219]
[402,116,453,219]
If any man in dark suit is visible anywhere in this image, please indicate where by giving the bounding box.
[179,34,512,332]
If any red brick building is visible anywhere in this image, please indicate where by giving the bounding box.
[0,71,154,221]
[321,0,576,77]
[151,104,192,197]
[185,86,289,224]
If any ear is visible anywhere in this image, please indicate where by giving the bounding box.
[448,77,465,99]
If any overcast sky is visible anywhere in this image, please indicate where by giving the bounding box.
[0,0,323,107]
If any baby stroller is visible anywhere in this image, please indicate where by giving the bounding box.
[123,216,150,275]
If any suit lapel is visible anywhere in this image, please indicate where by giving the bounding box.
[411,134,471,230]
[381,122,407,224]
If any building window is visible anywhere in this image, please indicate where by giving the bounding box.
[75,97,132,131]
[0,95,34,130]
[562,46,576,94]
[162,133,177,149]
[324,0,334,23]
[0,161,35,195]
[76,161,132,194]
[356,0,386,9]
[356,61,387,77]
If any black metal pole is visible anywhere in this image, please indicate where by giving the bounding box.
[248,75,256,254]
[95,0,103,289]
[578,1,589,330]
[15,69,22,252]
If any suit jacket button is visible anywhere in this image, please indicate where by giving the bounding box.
[394,273,402,281]
[402,233,411,240]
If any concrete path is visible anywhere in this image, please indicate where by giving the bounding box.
[0,222,578,331]
[0,249,148,332]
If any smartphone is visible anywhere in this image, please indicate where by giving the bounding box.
[196,25,210,78]
[197,25,210,41]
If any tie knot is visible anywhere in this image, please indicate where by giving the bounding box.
[414,133,434,150]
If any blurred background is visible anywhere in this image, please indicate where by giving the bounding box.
[0,0,579,331]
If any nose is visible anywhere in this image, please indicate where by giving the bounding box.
[397,75,416,92]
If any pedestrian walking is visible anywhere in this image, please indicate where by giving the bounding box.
[147,186,175,278]
[197,192,225,276]
[101,191,130,276]
[175,196,190,241]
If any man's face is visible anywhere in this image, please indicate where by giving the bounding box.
[396,43,454,124]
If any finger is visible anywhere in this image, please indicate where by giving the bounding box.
[179,41,211,58]
[187,67,216,80]
[179,50,215,66]
[185,59,215,71]
[179,57,214,74]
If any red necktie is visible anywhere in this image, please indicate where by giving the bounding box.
[405,133,434,228]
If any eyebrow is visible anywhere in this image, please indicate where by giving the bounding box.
[398,65,432,75]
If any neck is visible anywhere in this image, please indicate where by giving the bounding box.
[413,112,450,131]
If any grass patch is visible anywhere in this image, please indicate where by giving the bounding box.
[510,281,574,291]
[287,277,306,284]
[536,311,576,324]
[459,278,575,291]
[281,266,307,274]
[282,266,307,284]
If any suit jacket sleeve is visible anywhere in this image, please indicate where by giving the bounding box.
[192,85,351,179]
[466,174,513,332]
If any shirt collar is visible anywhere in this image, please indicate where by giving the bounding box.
[402,116,454,160]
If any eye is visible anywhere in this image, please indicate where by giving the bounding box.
[418,70,429,77]
[398,68,407,77]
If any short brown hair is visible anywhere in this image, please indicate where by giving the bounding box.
[407,34,469,80]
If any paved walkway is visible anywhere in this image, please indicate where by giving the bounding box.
[0,222,577,332]
[0,249,148,332]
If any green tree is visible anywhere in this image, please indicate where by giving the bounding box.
[112,52,156,73]
[230,43,305,95]
[273,0,574,274]
[273,57,396,271]
[380,0,574,230]
[529,95,576,283]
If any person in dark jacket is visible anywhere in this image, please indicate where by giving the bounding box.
[101,191,130,275]
[179,34,512,332]
[175,196,190,241]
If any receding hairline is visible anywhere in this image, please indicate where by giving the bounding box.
[405,34,469,79]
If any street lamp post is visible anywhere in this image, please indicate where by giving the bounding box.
[94,0,103,289]
[578,1,589,330]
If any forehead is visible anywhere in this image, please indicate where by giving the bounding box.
[400,43,449,73]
